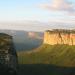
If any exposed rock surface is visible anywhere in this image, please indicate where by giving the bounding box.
[44,29,75,45]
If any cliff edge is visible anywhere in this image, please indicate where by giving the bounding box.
[18,29,75,67]
[44,29,75,45]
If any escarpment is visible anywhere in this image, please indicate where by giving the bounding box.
[44,29,75,45]
[18,29,75,67]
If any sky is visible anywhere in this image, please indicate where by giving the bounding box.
[0,0,75,31]
[0,0,50,22]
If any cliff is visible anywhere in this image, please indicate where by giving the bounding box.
[44,29,75,45]
[18,29,75,67]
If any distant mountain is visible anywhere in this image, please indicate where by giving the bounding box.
[0,30,44,51]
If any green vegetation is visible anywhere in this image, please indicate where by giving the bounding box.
[46,29,75,33]
[18,44,75,67]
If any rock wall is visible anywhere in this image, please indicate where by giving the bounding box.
[44,29,75,45]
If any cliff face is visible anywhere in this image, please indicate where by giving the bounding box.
[44,29,75,45]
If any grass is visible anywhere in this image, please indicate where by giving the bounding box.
[18,44,75,67]
[17,44,75,75]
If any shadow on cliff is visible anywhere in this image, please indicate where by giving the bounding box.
[18,64,75,75]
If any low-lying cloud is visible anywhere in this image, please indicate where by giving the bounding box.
[28,32,43,39]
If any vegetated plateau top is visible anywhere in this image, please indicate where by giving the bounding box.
[46,29,75,34]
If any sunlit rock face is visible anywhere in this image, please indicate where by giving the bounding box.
[44,29,75,45]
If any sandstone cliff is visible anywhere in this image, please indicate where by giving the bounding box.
[44,29,75,45]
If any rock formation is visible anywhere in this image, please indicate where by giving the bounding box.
[44,29,75,45]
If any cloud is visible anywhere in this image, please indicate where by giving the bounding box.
[39,0,75,14]
[28,32,43,39]
[28,32,36,38]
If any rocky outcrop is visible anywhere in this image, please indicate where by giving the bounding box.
[44,29,75,45]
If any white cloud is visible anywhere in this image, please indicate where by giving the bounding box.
[39,0,75,14]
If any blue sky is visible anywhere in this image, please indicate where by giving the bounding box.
[0,0,50,22]
[0,0,75,31]
[0,0,75,23]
